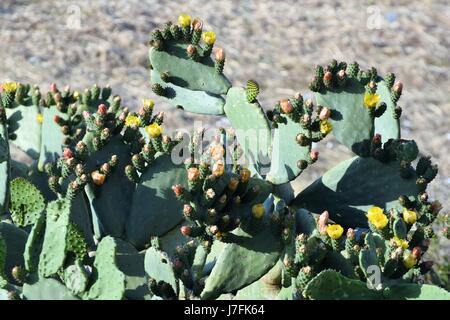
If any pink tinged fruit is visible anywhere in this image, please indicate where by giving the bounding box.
[180,225,192,236]
[318,210,329,235]
[310,150,319,161]
[50,83,58,93]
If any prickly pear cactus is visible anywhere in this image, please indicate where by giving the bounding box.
[0,14,448,301]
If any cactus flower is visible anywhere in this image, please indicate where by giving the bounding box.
[319,120,333,135]
[142,99,154,109]
[363,92,380,109]
[326,224,344,240]
[1,81,18,92]
[125,115,141,127]
[205,188,216,199]
[403,208,417,224]
[202,31,216,45]
[178,13,191,27]
[36,113,43,124]
[366,206,388,230]
[403,251,417,269]
[252,204,265,219]
[91,170,106,186]
[391,236,409,249]
[145,123,163,138]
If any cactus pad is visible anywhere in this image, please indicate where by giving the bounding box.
[10,178,45,227]
[383,283,450,300]
[23,213,45,273]
[0,222,27,283]
[144,246,178,295]
[23,278,79,300]
[293,156,420,228]
[63,260,89,296]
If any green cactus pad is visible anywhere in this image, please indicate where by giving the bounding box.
[150,70,225,115]
[127,154,186,249]
[38,199,71,277]
[303,270,383,300]
[10,178,45,227]
[159,222,190,260]
[374,82,401,143]
[6,103,42,159]
[144,246,178,295]
[267,116,311,184]
[383,283,450,300]
[84,134,134,238]
[292,156,420,228]
[23,213,45,273]
[0,119,10,215]
[359,233,379,278]
[37,107,67,170]
[322,251,358,279]
[87,236,126,300]
[0,222,28,283]
[201,218,282,300]
[234,276,282,300]
[63,260,89,296]
[295,209,317,236]
[23,278,79,300]
[149,45,231,95]
[224,87,271,175]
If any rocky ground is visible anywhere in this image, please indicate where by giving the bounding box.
[1,1,449,266]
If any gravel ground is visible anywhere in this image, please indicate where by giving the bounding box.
[1,0,449,256]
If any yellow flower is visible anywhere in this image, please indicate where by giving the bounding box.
[403,208,417,224]
[142,99,154,109]
[73,90,80,100]
[366,206,389,230]
[320,120,333,135]
[178,13,191,28]
[145,123,163,138]
[202,31,216,45]
[36,113,44,124]
[125,115,142,127]
[326,224,344,240]
[392,236,409,249]
[403,252,417,269]
[363,92,380,109]
[252,204,265,219]
[1,81,18,92]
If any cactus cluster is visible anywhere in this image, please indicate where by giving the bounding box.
[0,14,448,300]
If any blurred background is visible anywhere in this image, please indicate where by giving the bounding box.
[0,0,449,283]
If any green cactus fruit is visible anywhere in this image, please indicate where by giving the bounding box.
[266,115,312,185]
[63,260,89,296]
[224,87,272,176]
[83,134,134,238]
[303,270,383,300]
[293,156,420,228]
[150,70,225,115]
[6,103,42,159]
[126,154,187,249]
[246,80,259,103]
[383,283,450,300]
[23,213,45,273]
[9,178,45,227]
[201,213,282,300]
[144,246,178,296]
[0,222,27,284]
[87,236,126,300]
[149,43,231,94]
[22,278,79,300]
[38,199,71,277]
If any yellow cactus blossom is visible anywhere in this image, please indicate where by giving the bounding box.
[142,99,154,109]
[125,115,142,127]
[252,204,265,219]
[202,31,216,45]
[73,90,81,100]
[320,120,333,135]
[36,113,44,124]
[403,208,417,224]
[403,252,417,269]
[363,92,380,109]
[1,81,18,92]
[178,13,191,27]
[392,236,409,249]
[326,224,344,240]
[366,206,389,230]
[145,123,163,138]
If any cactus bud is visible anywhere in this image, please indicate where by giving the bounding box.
[228,177,239,191]
[347,228,355,239]
[412,246,422,259]
[91,170,106,186]
[280,99,293,114]
[209,225,219,235]
[97,104,107,115]
[82,111,91,119]
[192,18,203,31]
[309,150,319,162]
[215,48,225,62]
[187,167,200,181]
[319,107,331,120]
[205,188,216,200]
[251,204,265,219]
[318,210,329,235]
[323,71,332,82]
[50,83,58,93]
[393,81,403,93]
[11,266,25,284]
[172,184,185,197]
[296,133,309,146]
[372,133,382,144]
[183,204,193,218]
[212,162,225,177]
[211,144,225,161]
[239,168,251,183]
[63,148,74,159]
[180,225,192,237]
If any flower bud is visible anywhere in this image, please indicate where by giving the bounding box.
[187,167,200,181]
[97,104,107,115]
[180,225,192,236]
[310,150,319,162]
[212,162,225,177]
[50,83,58,93]
[393,81,403,93]
[172,184,184,197]
[280,99,293,114]
[319,107,331,120]
[63,148,74,159]
[323,71,332,82]
[91,170,106,186]
[215,48,225,62]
